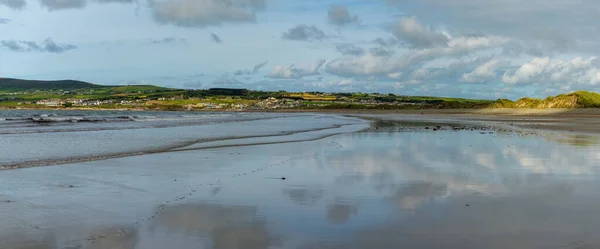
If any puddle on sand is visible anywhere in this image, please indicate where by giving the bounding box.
[3,121,600,249]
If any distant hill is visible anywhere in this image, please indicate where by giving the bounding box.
[0,78,100,90]
[492,91,600,108]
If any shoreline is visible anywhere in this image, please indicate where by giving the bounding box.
[5,106,600,116]
[4,107,600,133]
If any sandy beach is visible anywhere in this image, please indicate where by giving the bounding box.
[1,110,600,249]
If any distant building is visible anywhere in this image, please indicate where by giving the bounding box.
[36,99,64,107]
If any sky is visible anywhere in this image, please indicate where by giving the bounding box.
[1,0,600,99]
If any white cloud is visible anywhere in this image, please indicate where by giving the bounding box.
[268,59,326,79]
[325,28,509,80]
[461,59,502,83]
[391,16,449,49]
[502,57,600,87]
[382,0,600,54]
[387,72,403,79]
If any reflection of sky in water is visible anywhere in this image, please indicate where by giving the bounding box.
[146,130,600,248]
[4,128,600,248]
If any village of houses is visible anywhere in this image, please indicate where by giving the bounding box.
[33,96,303,110]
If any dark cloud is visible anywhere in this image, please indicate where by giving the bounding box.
[94,0,135,3]
[1,40,23,51]
[391,16,449,49]
[328,5,358,27]
[39,0,86,10]
[0,0,26,9]
[336,44,365,56]
[150,0,264,28]
[0,18,10,24]
[1,38,77,53]
[43,39,77,52]
[232,61,269,76]
[369,47,395,57]
[210,33,223,44]
[149,37,186,44]
[253,61,268,72]
[282,25,327,41]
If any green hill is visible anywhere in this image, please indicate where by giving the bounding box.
[491,91,600,108]
[0,78,100,90]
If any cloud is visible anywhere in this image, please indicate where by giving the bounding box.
[369,47,395,57]
[268,59,326,79]
[336,44,365,56]
[1,38,77,53]
[232,61,269,75]
[326,35,508,80]
[149,37,186,44]
[94,0,134,3]
[0,18,9,24]
[391,16,449,49]
[373,37,398,47]
[210,33,223,44]
[381,0,600,54]
[0,0,26,9]
[212,73,244,86]
[502,57,600,89]
[282,25,327,41]
[150,0,264,28]
[252,61,268,72]
[461,59,503,83]
[39,0,86,10]
[327,5,358,27]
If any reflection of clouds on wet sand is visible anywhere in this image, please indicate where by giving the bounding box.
[389,182,448,211]
[330,131,600,195]
[303,131,600,248]
[0,225,139,249]
[149,203,280,249]
[282,187,324,206]
[6,125,600,249]
[327,202,357,224]
[87,226,139,249]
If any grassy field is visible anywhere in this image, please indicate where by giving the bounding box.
[3,78,600,110]
[492,91,600,108]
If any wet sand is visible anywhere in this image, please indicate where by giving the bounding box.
[2,112,600,248]
[348,113,600,134]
